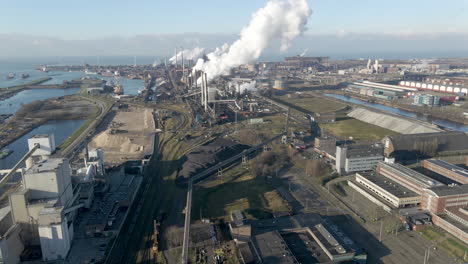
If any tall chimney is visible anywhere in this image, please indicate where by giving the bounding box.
[204,73,208,112]
[200,72,204,107]
[175,47,178,65]
[181,49,185,74]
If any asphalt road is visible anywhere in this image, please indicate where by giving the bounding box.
[55,95,111,158]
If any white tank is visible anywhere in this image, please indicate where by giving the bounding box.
[273,79,287,90]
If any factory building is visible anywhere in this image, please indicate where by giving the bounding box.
[423,159,468,184]
[0,207,24,264]
[421,185,468,214]
[382,131,468,160]
[421,185,468,244]
[9,158,75,262]
[312,112,336,123]
[345,81,416,101]
[377,162,444,195]
[234,213,366,264]
[284,56,330,68]
[354,172,421,208]
[399,80,468,96]
[335,144,384,174]
[413,94,440,106]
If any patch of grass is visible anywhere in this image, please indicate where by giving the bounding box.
[418,227,468,262]
[439,238,467,261]
[321,118,398,142]
[276,95,347,114]
[420,227,443,241]
[193,167,290,221]
[419,227,444,241]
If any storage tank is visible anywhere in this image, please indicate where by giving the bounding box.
[273,79,287,90]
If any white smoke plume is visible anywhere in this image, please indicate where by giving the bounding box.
[169,47,205,64]
[239,81,257,94]
[195,0,311,81]
[300,48,309,57]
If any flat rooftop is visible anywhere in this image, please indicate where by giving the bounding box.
[249,214,360,262]
[29,134,50,139]
[427,184,468,197]
[27,158,66,174]
[438,213,468,233]
[342,144,383,158]
[426,159,468,179]
[379,162,444,188]
[358,171,419,198]
[445,206,468,223]
[253,231,298,264]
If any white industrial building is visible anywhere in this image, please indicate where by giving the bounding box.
[399,80,468,95]
[354,172,421,208]
[336,144,384,174]
[0,134,97,263]
[9,158,75,262]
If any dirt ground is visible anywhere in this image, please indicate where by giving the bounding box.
[89,105,156,165]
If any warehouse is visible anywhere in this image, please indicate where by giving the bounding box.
[382,131,468,160]
[421,185,468,244]
[355,172,421,208]
[421,185,468,214]
[377,162,444,195]
[399,80,468,95]
[423,159,468,184]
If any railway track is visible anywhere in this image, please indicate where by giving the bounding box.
[106,105,193,264]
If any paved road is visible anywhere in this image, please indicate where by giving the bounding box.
[56,96,111,158]
[181,179,192,264]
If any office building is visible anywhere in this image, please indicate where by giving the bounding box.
[413,94,440,106]
[336,144,384,174]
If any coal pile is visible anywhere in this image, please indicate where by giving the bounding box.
[177,138,249,183]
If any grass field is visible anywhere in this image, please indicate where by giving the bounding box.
[192,166,290,221]
[419,227,444,241]
[419,227,468,262]
[276,95,347,114]
[321,117,398,142]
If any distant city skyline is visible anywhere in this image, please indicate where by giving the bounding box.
[1,0,467,57]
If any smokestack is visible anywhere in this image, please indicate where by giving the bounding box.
[200,72,205,107]
[175,47,178,65]
[84,143,89,167]
[182,48,185,74]
[204,73,208,111]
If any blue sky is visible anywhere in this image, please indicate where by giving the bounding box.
[2,0,467,38]
[0,0,467,57]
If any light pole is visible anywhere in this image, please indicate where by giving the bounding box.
[379,221,383,242]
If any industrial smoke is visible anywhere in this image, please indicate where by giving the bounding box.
[194,0,312,80]
[239,81,257,94]
[170,47,205,64]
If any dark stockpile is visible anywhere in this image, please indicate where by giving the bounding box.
[177,138,249,184]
